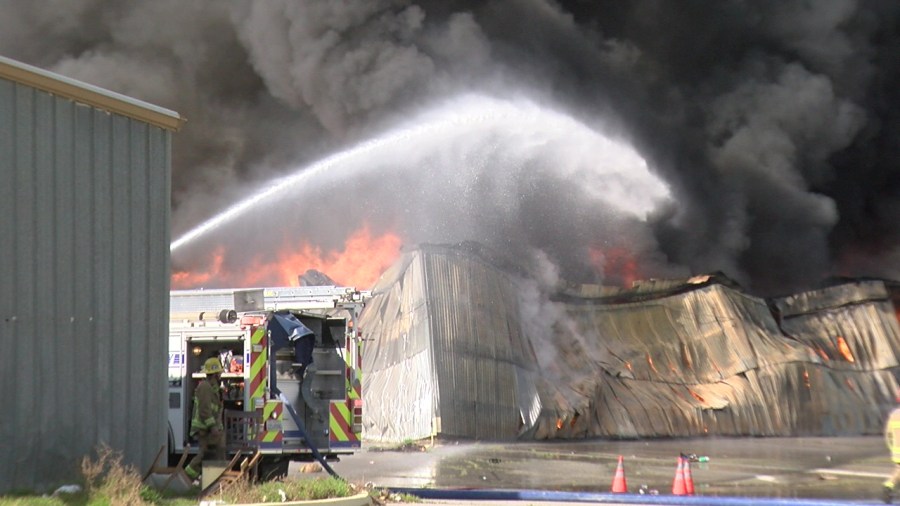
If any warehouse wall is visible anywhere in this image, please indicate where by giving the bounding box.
[361,244,538,442]
[422,248,534,439]
[361,244,900,442]
[361,252,439,442]
[0,69,174,493]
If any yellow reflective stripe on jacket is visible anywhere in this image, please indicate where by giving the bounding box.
[190,378,223,435]
[887,409,900,463]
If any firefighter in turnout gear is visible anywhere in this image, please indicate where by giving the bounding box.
[883,394,900,503]
[184,357,226,480]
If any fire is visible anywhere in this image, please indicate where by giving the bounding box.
[835,336,855,363]
[688,389,705,403]
[270,228,402,288]
[171,226,402,289]
[646,353,659,374]
[588,245,641,287]
[171,246,225,288]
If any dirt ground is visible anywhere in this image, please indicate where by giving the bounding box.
[295,436,894,503]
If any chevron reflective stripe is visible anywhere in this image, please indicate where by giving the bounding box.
[260,400,283,443]
[249,327,267,408]
[329,401,357,443]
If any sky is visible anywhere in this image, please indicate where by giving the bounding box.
[2,0,898,296]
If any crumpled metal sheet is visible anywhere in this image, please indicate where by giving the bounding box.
[360,246,900,441]
[360,250,437,442]
[774,280,900,370]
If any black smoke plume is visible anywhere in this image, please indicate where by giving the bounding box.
[3,0,898,295]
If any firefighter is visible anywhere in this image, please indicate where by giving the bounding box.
[884,393,900,503]
[185,357,226,480]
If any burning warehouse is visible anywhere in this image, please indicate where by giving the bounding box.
[360,243,900,442]
[8,1,900,500]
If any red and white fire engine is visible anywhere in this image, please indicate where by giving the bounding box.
[167,286,366,479]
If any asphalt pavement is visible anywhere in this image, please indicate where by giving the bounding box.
[290,436,895,505]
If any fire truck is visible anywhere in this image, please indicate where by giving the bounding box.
[167,286,367,479]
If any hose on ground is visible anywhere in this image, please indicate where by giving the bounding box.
[276,391,341,480]
[386,486,870,506]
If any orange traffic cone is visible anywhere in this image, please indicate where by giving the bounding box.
[683,458,695,495]
[672,457,687,495]
[611,455,628,493]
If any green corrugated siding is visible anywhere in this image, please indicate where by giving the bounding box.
[0,77,171,493]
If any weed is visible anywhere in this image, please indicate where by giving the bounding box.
[0,498,65,505]
[369,488,422,503]
[2,450,358,505]
[80,443,151,505]
[213,476,355,504]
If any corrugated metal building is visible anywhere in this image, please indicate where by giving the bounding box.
[360,244,900,442]
[0,56,182,493]
[362,244,535,442]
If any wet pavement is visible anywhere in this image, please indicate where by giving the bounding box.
[293,436,895,504]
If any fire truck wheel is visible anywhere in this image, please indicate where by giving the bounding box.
[257,457,290,481]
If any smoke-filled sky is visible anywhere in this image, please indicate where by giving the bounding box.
[3,0,899,295]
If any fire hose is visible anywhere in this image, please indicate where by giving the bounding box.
[272,395,865,505]
[385,487,869,506]
[275,390,342,480]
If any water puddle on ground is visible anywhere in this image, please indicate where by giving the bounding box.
[326,436,890,502]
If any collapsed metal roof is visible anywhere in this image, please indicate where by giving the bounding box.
[360,244,900,442]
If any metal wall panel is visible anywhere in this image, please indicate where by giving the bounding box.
[422,247,530,440]
[361,244,900,442]
[361,250,438,441]
[0,78,171,493]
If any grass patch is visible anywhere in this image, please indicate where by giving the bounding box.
[80,444,155,505]
[370,488,422,504]
[213,476,355,504]
[0,444,198,505]
[0,497,69,506]
[0,446,372,505]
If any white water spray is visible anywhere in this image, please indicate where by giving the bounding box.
[171,94,670,252]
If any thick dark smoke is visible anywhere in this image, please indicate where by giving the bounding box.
[3,0,899,295]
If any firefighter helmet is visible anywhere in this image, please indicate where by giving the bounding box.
[203,357,224,375]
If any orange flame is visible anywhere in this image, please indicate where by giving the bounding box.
[588,245,641,288]
[688,389,705,403]
[171,226,402,289]
[836,336,855,363]
[646,353,659,374]
[171,246,225,288]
